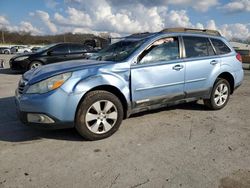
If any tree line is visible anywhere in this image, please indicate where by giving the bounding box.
[1,29,249,46]
[0,30,110,47]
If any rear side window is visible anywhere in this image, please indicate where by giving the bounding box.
[183,36,215,58]
[69,44,89,53]
[210,38,231,55]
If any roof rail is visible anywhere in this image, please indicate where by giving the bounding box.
[160,27,221,36]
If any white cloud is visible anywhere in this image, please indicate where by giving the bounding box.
[0,15,41,35]
[19,21,41,35]
[50,0,250,40]
[221,0,250,13]
[99,5,163,33]
[195,23,204,29]
[207,20,217,30]
[107,0,219,12]
[192,0,218,12]
[220,23,250,39]
[34,10,57,33]
[205,19,250,40]
[59,0,218,35]
[0,16,9,26]
[1,0,250,40]
[165,10,192,27]
[54,7,92,27]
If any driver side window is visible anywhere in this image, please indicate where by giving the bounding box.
[52,45,69,55]
[138,37,180,64]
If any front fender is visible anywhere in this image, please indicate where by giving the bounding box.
[59,62,131,118]
[74,73,130,102]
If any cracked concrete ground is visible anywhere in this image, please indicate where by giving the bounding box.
[0,54,250,188]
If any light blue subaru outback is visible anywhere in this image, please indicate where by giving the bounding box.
[15,28,244,140]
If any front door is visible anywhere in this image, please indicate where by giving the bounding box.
[131,37,185,107]
[46,44,70,64]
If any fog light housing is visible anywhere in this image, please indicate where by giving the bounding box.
[27,113,55,124]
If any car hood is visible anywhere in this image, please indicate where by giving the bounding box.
[23,59,114,84]
[12,53,34,59]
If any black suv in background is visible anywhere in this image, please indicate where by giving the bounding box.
[9,43,96,71]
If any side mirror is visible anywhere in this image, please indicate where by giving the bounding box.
[47,50,52,56]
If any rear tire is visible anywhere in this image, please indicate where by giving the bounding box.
[204,78,230,110]
[76,90,124,140]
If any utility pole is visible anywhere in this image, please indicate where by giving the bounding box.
[2,30,5,44]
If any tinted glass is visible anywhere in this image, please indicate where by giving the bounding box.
[236,50,249,56]
[211,38,231,55]
[139,37,179,64]
[70,44,89,53]
[52,45,69,54]
[37,44,57,53]
[89,39,145,62]
[183,36,215,58]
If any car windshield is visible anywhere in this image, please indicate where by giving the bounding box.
[36,44,57,53]
[89,39,145,62]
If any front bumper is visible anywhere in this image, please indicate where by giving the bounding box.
[15,87,82,129]
[17,111,74,129]
[9,59,29,71]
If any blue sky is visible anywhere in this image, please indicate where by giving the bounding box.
[0,0,250,39]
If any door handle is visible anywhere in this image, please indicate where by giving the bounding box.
[210,60,219,65]
[172,64,184,71]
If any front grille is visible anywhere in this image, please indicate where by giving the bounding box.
[18,78,27,95]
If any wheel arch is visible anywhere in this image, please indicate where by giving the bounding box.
[28,60,44,70]
[75,85,129,120]
[217,72,235,94]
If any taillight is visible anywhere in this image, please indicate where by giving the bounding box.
[236,53,242,63]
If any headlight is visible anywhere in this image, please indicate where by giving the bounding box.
[15,56,29,61]
[26,72,72,94]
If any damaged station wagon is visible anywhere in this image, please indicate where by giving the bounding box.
[15,28,244,140]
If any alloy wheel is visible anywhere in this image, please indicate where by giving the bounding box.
[85,100,118,134]
[30,62,42,69]
[214,83,229,107]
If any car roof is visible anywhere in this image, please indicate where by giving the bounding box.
[117,28,224,42]
[159,27,221,36]
[54,42,87,45]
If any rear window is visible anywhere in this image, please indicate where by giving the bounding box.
[211,38,231,55]
[183,36,215,58]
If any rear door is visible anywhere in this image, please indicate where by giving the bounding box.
[131,36,185,107]
[68,44,89,60]
[182,36,220,98]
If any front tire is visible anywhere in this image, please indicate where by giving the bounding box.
[76,90,124,140]
[29,61,43,70]
[204,78,230,110]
